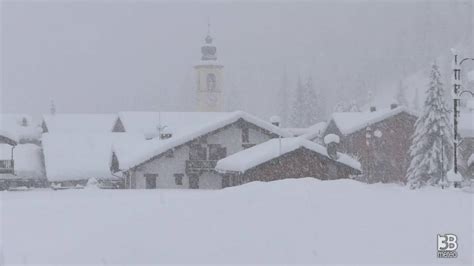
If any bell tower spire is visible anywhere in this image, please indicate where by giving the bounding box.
[207,17,211,36]
[201,20,217,61]
[195,21,224,112]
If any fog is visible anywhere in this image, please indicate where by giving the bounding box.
[1,0,472,122]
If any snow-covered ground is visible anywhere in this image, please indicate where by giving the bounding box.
[0,178,472,265]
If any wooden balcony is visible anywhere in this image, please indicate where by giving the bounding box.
[0,160,14,174]
[185,160,217,175]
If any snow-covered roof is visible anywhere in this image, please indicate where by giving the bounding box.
[0,144,45,179]
[459,111,474,138]
[215,137,361,174]
[324,134,340,145]
[284,128,310,137]
[329,106,417,136]
[300,122,328,140]
[269,116,281,124]
[42,133,144,181]
[118,111,236,139]
[117,111,292,170]
[42,114,118,133]
[0,114,41,143]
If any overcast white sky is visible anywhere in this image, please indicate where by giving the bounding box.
[1,0,472,120]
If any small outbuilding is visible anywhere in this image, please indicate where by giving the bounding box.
[215,137,361,187]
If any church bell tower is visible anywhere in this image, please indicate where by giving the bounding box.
[195,24,224,112]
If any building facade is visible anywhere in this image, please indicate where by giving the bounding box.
[115,112,291,189]
[216,138,361,187]
[322,106,417,184]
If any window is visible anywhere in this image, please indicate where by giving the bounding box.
[209,144,227,160]
[241,127,249,143]
[190,144,207,160]
[174,173,184,185]
[206,73,216,91]
[144,174,158,189]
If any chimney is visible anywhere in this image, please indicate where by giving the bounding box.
[270,115,281,127]
[324,134,340,160]
[370,106,376,112]
[327,143,338,160]
[390,103,398,110]
[160,127,173,140]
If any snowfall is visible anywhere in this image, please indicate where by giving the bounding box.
[0,178,472,265]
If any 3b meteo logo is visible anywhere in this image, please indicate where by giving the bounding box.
[437,234,458,258]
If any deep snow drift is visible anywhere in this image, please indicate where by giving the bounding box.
[0,178,472,265]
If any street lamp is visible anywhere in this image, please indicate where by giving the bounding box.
[451,49,474,175]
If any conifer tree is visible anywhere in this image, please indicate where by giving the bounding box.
[289,76,320,127]
[333,101,348,112]
[406,63,453,188]
[333,100,360,112]
[412,88,421,111]
[277,67,289,126]
[289,76,305,127]
[347,100,361,112]
[396,80,409,106]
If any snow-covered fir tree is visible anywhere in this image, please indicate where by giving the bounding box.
[366,89,374,107]
[289,76,304,127]
[301,76,320,126]
[395,80,409,106]
[412,87,420,110]
[333,100,360,112]
[289,76,319,127]
[333,101,348,112]
[314,83,327,121]
[277,67,290,126]
[347,100,360,112]
[406,63,453,188]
